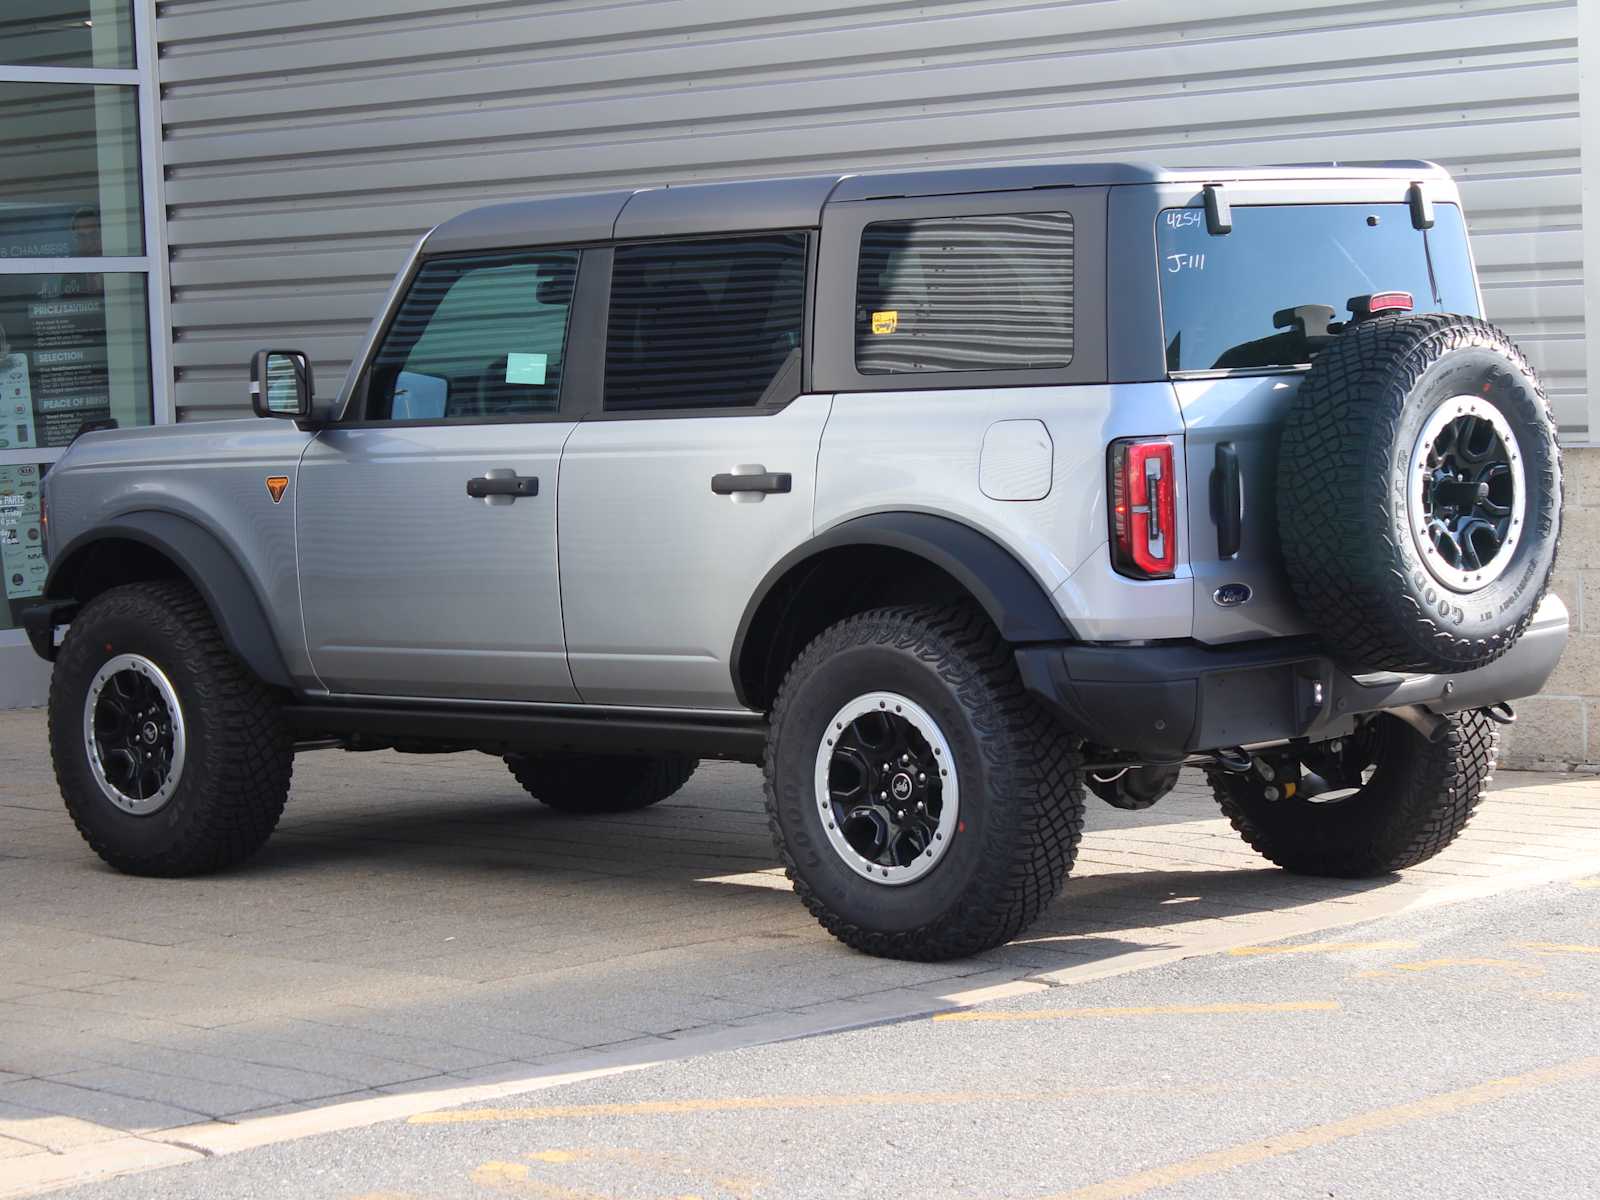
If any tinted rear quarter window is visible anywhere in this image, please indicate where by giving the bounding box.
[854,212,1074,373]
[1156,202,1479,372]
[604,233,806,412]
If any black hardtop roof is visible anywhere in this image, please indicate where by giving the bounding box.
[422,159,1448,255]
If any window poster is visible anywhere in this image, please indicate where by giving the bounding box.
[0,351,35,450]
[0,202,126,448]
[0,464,45,604]
[26,291,111,446]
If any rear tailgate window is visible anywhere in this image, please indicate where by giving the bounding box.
[1157,202,1479,373]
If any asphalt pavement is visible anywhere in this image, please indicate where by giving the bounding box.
[40,878,1600,1200]
[7,697,1600,1197]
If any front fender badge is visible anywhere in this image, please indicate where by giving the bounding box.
[265,475,289,503]
[1213,582,1252,607]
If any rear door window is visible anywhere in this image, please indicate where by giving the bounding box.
[854,212,1074,373]
[603,233,807,412]
[1156,202,1479,373]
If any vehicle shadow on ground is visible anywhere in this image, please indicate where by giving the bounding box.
[239,781,1396,961]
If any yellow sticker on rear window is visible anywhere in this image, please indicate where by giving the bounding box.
[871,310,899,335]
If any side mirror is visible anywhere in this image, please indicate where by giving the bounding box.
[250,350,313,420]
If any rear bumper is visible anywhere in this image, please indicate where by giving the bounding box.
[1015,594,1568,761]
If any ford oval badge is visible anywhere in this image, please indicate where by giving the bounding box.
[1213,583,1252,608]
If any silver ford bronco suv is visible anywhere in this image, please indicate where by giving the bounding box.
[24,161,1567,961]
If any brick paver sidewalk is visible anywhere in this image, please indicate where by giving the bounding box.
[3,707,1599,1193]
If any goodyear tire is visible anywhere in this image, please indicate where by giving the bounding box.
[505,752,698,813]
[1278,314,1560,673]
[764,604,1085,961]
[48,580,294,876]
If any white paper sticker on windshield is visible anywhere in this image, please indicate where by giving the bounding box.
[505,352,548,385]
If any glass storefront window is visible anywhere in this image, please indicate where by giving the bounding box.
[0,274,151,449]
[0,462,47,632]
[0,1,135,70]
[0,4,151,685]
[0,83,143,258]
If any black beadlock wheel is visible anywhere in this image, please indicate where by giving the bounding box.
[1206,711,1497,877]
[1278,314,1561,673]
[504,752,698,814]
[48,580,294,876]
[764,604,1085,961]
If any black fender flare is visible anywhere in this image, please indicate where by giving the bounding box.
[731,511,1075,706]
[43,512,295,688]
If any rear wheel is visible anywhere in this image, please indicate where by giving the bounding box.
[48,580,294,876]
[764,604,1084,961]
[1206,712,1497,877]
[504,752,698,814]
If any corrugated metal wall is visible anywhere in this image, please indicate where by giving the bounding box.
[154,0,1585,433]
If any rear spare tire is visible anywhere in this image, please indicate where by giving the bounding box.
[1278,314,1560,673]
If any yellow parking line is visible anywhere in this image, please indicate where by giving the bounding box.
[1228,940,1416,957]
[1381,957,1544,978]
[410,1082,1261,1126]
[1043,1056,1600,1200]
[470,1161,597,1199]
[933,1001,1339,1022]
[1517,942,1600,955]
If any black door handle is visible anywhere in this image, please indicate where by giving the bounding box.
[466,474,538,498]
[711,471,791,496]
[1210,443,1242,559]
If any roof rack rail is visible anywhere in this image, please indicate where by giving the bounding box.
[1265,159,1438,169]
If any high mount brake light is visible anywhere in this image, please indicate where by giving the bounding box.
[1349,291,1414,320]
[1109,438,1177,579]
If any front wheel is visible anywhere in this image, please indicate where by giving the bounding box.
[1207,712,1497,877]
[48,580,294,876]
[764,605,1085,961]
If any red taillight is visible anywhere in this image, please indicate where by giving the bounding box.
[1109,438,1177,579]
